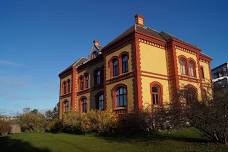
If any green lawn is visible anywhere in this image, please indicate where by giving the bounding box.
[0,128,227,152]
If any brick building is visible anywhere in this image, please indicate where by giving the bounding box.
[58,15,212,118]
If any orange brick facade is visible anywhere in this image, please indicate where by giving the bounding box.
[58,15,212,119]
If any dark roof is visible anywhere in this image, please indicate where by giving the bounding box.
[60,23,211,76]
[135,25,166,41]
[59,57,87,76]
[212,62,228,71]
[77,54,103,71]
[102,24,168,52]
[102,24,202,52]
[159,32,201,50]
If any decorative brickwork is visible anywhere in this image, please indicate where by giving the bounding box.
[57,15,212,118]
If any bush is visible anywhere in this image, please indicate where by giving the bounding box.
[61,111,118,135]
[118,112,148,135]
[60,110,168,135]
[46,118,63,133]
[116,107,184,135]
[148,103,190,131]
[152,89,228,145]
[95,110,118,135]
[19,111,47,133]
[80,112,95,133]
[186,91,228,144]
[0,120,11,136]
[45,108,58,121]
[62,112,82,134]
[81,110,118,135]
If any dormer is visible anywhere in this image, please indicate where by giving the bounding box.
[90,40,103,59]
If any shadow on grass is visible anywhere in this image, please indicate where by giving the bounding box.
[98,131,208,144]
[0,136,50,152]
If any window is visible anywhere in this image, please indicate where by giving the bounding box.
[63,100,70,112]
[79,76,84,90]
[223,67,227,76]
[63,81,67,94]
[91,51,98,59]
[67,79,71,93]
[122,54,128,73]
[96,93,104,110]
[112,58,119,77]
[200,66,205,79]
[84,74,89,89]
[179,58,187,75]
[184,85,197,102]
[189,60,196,77]
[94,69,103,85]
[115,86,127,107]
[151,85,161,105]
[202,89,207,100]
[81,97,87,113]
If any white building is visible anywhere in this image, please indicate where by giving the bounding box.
[212,62,228,89]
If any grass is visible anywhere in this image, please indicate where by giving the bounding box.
[0,128,227,152]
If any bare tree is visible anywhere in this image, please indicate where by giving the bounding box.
[186,90,228,144]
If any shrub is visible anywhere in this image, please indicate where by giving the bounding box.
[148,103,190,131]
[81,110,118,135]
[45,107,58,121]
[62,112,82,134]
[19,111,47,133]
[118,112,148,135]
[80,112,95,133]
[0,120,11,136]
[56,111,118,135]
[46,118,63,133]
[186,91,228,145]
[95,110,118,135]
[116,108,179,135]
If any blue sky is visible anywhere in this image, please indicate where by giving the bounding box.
[0,0,227,115]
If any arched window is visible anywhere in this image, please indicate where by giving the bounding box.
[115,86,127,108]
[122,54,128,73]
[81,97,87,113]
[112,58,119,77]
[63,100,70,112]
[189,60,196,77]
[94,69,103,85]
[63,81,67,94]
[184,85,198,102]
[84,74,89,89]
[67,79,71,93]
[79,76,84,90]
[202,88,207,100]
[96,93,104,111]
[200,66,205,79]
[150,82,162,106]
[179,57,187,75]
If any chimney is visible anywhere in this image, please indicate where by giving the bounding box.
[93,40,100,47]
[135,14,144,26]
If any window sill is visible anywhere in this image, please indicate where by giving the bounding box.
[111,72,129,79]
[114,107,127,114]
[60,93,72,97]
[152,104,163,107]
[112,75,119,78]
[180,74,188,76]
[120,72,128,75]
[189,75,197,78]
[180,74,197,79]
[80,87,89,91]
[114,107,126,110]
